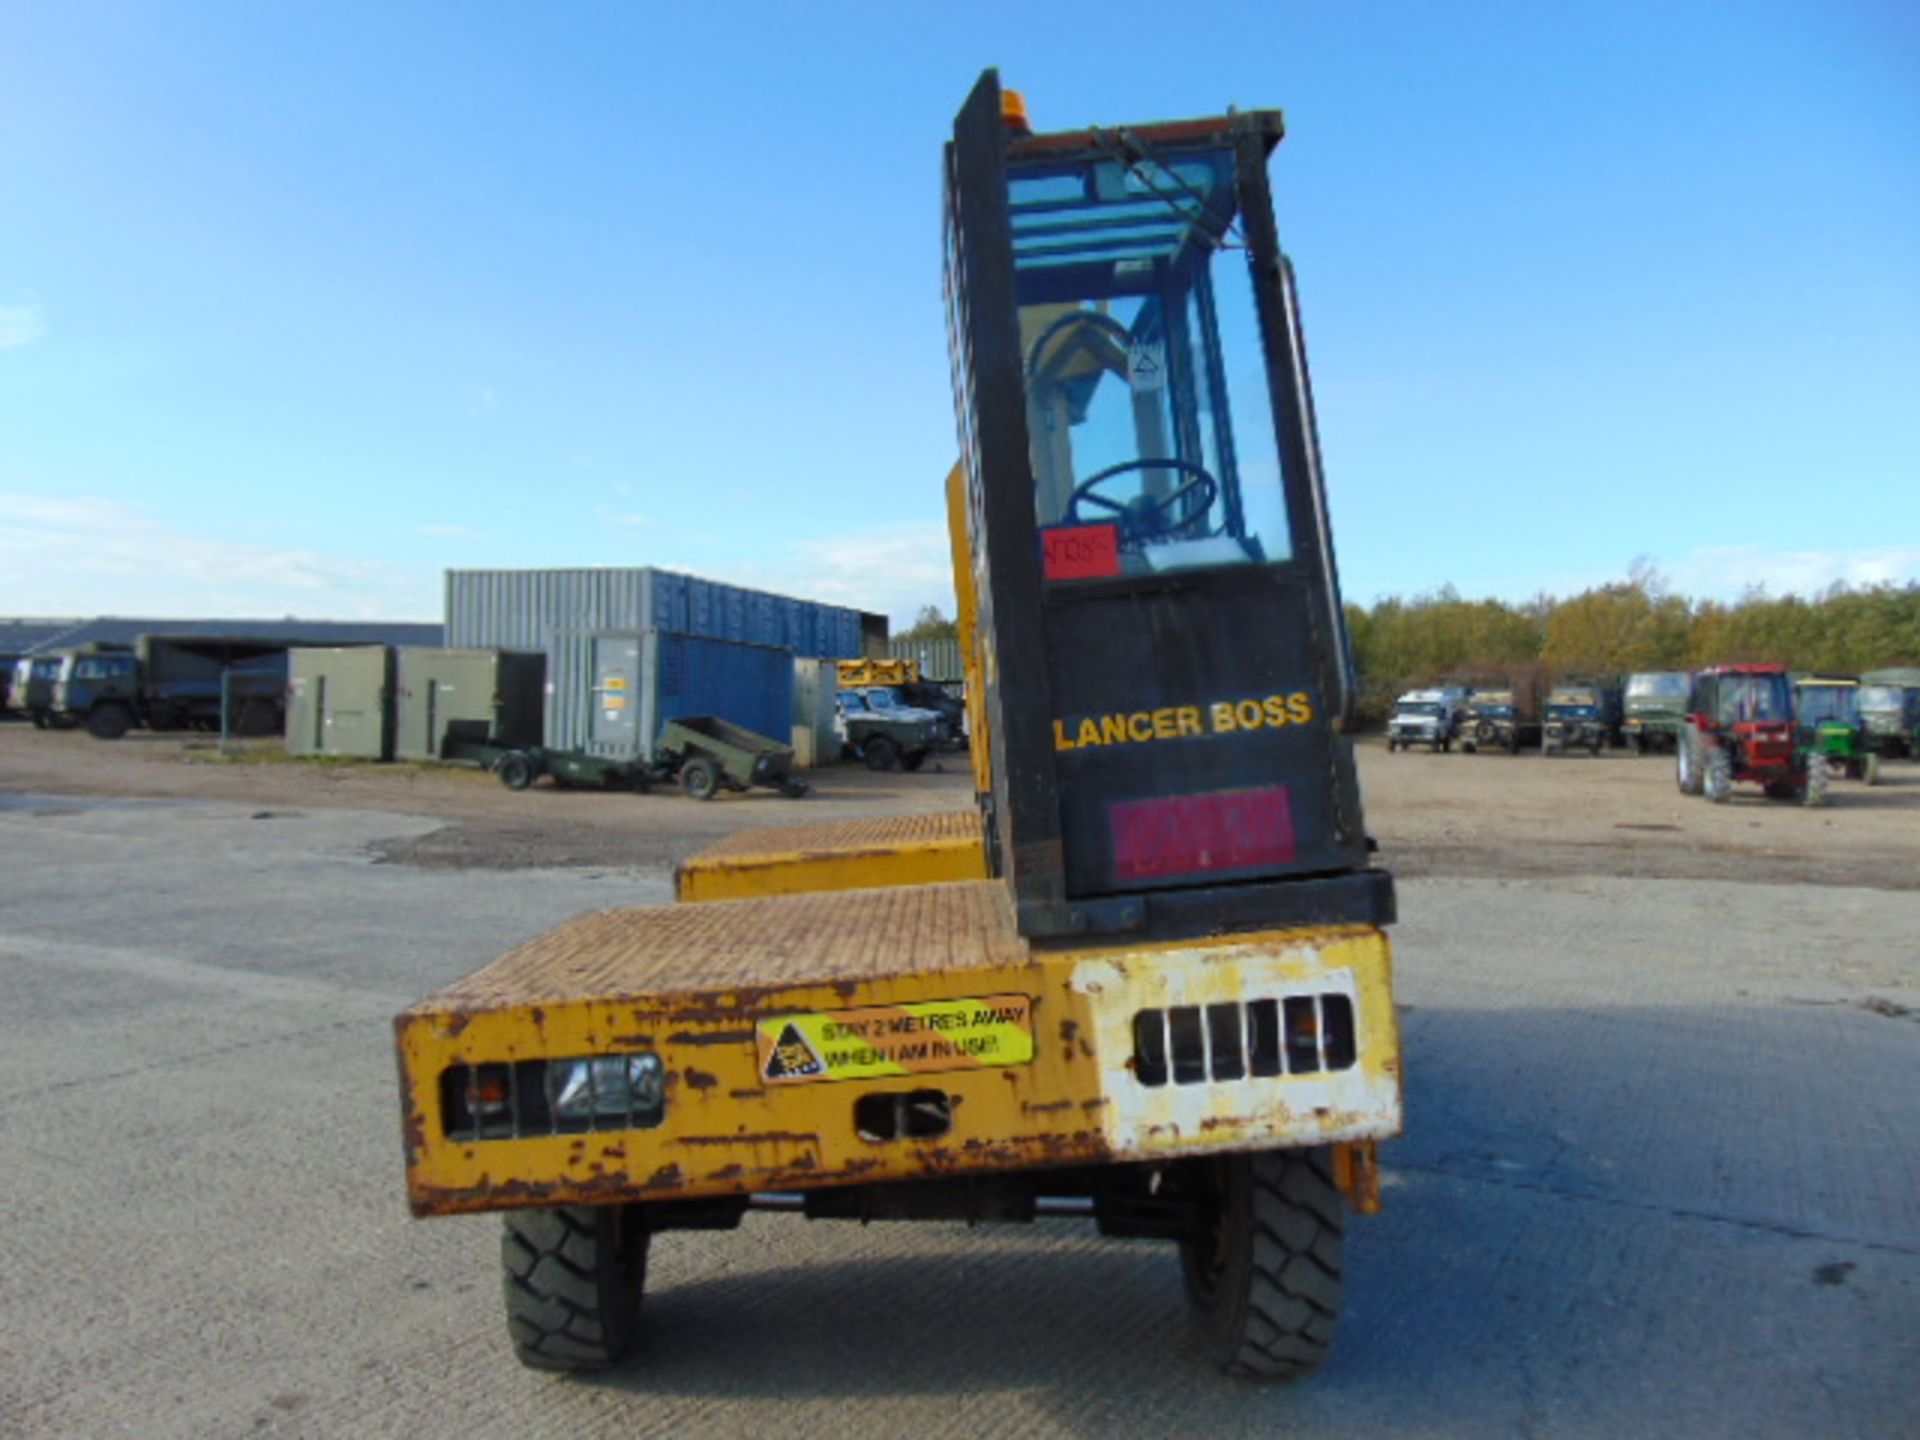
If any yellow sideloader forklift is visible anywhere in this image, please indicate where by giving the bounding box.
[395,71,1401,1382]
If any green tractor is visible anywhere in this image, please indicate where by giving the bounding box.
[1794,675,1880,788]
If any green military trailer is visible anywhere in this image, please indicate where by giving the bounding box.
[488,717,807,800]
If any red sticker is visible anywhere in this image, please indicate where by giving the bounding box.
[1042,523,1121,581]
[1110,786,1297,883]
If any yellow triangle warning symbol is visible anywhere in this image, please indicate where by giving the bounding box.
[763,1021,826,1081]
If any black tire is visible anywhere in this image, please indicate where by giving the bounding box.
[1677,725,1705,796]
[1802,758,1829,808]
[681,755,720,800]
[29,712,47,730]
[863,736,900,772]
[86,704,132,740]
[1180,1148,1343,1383]
[1704,747,1733,803]
[502,1205,648,1373]
[497,752,536,791]
[780,777,809,798]
[901,750,928,772]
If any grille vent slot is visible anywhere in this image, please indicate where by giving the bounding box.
[1131,994,1356,1088]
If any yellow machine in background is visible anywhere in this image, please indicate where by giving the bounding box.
[396,72,1400,1384]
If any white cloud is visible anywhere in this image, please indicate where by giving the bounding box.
[0,304,46,351]
[1661,544,1920,600]
[593,505,651,530]
[0,492,437,619]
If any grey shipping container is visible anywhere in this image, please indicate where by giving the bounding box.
[446,567,867,661]
[791,657,841,769]
[886,636,966,683]
[547,630,793,760]
[286,647,393,759]
[394,648,545,762]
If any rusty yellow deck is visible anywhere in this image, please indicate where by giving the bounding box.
[396,879,1401,1217]
[673,810,987,903]
[411,879,1022,1012]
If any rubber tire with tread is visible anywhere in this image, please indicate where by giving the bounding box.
[497,752,536,791]
[1803,756,1830,808]
[863,736,900,772]
[681,756,720,801]
[1703,747,1733,803]
[1677,726,1706,795]
[86,704,133,740]
[502,1205,647,1373]
[1180,1147,1343,1383]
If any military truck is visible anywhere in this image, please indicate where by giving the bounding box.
[835,686,942,770]
[1794,675,1879,786]
[10,654,71,728]
[1541,677,1621,756]
[1621,671,1690,754]
[394,74,1401,1386]
[53,636,287,738]
[1455,686,1536,754]
[1859,667,1920,758]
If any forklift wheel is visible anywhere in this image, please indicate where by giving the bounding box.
[681,756,720,801]
[497,752,536,791]
[1181,1148,1342,1383]
[502,1206,648,1373]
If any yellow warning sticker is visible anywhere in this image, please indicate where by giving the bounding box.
[758,994,1035,1085]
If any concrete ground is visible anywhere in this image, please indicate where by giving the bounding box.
[1,731,1916,1438]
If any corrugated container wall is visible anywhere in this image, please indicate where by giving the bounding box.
[393,648,545,761]
[547,631,793,759]
[886,636,966,683]
[446,568,866,660]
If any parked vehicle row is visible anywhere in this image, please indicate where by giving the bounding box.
[1383,668,1920,796]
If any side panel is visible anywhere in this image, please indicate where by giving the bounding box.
[397,921,1400,1216]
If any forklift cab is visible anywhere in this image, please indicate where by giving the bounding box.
[945,72,1388,940]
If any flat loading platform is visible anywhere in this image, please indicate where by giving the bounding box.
[405,878,1025,1016]
[673,809,987,902]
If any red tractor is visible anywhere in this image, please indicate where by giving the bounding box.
[1675,664,1826,806]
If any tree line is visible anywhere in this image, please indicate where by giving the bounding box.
[1345,576,1920,723]
[900,577,1919,723]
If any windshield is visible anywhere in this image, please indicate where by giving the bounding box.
[1011,148,1290,580]
[73,657,125,680]
[838,692,870,714]
[1796,686,1858,726]
[863,689,900,710]
[1395,702,1442,718]
[1714,674,1789,724]
[1627,673,1690,699]
[1858,686,1905,711]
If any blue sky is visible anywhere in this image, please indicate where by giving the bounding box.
[2,1,1916,625]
